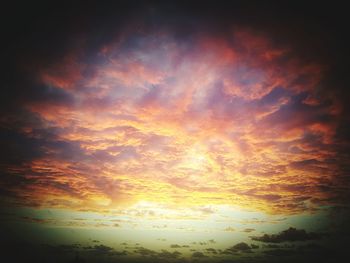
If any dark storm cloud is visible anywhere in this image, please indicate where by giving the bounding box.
[251,227,323,243]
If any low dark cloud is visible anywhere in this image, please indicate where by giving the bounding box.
[263,248,295,257]
[222,242,259,254]
[192,251,206,258]
[242,228,255,233]
[205,248,217,254]
[251,227,323,243]
[265,244,283,249]
[86,244,114,255]
[232,242,251,252]
[134,246,181,260]
[261,243,339,263]
[134,246,156,256]
[157,250,182,259]
[170,244,181,248]
[0,241,132,263]
[250,244,259,249]
[0,239,347,263]
[44,243,128,257]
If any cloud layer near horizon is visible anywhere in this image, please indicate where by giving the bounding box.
[0,23,348,214]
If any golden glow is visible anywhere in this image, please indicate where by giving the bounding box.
[3,29,339,218]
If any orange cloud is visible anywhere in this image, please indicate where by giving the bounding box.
[1,28,343,215]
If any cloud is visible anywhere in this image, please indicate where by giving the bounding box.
[206,248,218,254]
[134,246,156,256]
[134,246,181,260]
[1,0,348,217]
[80,244,126,257]
[251,227,323,243]
[192,251,206,258]
[170,244,181,248]
[242,228,255,233]
[263,249,295,256]
[157,250,182,259]
[1,9,350,263]
[223,242,258,254]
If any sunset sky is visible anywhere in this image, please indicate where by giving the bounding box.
[1,1,349,262]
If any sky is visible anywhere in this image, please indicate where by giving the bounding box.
[1,1,350,262]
